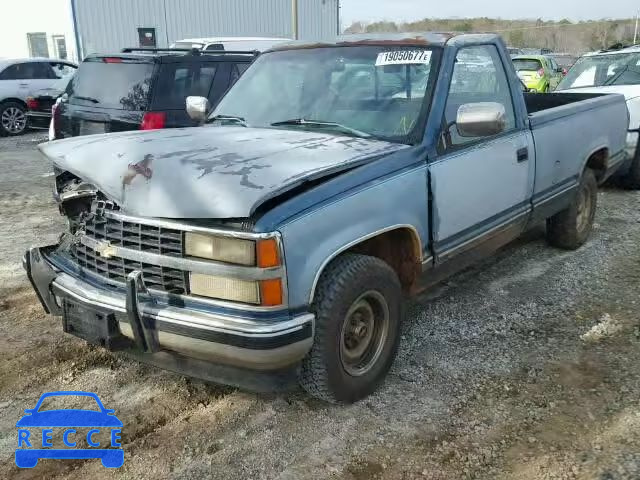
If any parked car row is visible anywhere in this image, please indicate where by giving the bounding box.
[23,32,638,404]
[0,37,290,138]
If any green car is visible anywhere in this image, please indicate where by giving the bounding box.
[512,55,563,93]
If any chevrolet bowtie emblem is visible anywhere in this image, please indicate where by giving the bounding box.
[94,240,118,259]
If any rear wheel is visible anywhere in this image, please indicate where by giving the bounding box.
[546,168,597,250]
[0,101,27,136]
[623,149,640,189]
[299,254,402,403]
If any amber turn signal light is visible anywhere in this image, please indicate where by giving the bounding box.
[260,278,283,306]
[257,238,280,268]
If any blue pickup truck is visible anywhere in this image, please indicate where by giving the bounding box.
[25,33,628,403]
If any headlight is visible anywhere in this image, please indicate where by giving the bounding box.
[185,232,255,265]
[189,273,260,304]
[189,274,283,306]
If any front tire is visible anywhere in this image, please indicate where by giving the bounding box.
[299,254,402,403]
[0,101,27,136]
[546,168,597,250]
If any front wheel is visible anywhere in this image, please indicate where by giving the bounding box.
[299,254,402,403]
[546,168,597,250]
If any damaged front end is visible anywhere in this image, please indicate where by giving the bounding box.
[24,173,314,390]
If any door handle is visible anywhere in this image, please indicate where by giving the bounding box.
[19,83,29,87]
[517,147,529,163]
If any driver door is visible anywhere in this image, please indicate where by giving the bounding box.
[429,45,535,263]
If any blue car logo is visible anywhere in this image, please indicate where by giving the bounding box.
[15,391,123,468]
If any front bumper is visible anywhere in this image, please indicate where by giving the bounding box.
[24,246,314,376]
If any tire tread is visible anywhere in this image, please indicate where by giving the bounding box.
[299,254,400,403]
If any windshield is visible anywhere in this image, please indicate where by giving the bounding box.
[513,59,542,72]
[558,51,640,89]
[210,46,439,143]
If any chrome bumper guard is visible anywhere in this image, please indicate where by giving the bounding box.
[23,247,314,372]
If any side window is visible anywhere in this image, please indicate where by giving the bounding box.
[154,64,217,109]
[31,62,57,79]
[0,62,50,80]
[50,63,76,79]
[0,64,21,80]
[229,62,251,85]
[443,45,516,149]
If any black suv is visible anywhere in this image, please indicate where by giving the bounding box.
[52,48,256,139]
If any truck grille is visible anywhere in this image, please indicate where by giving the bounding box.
[71,204,187,294]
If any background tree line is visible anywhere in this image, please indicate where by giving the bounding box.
[344,17,639,55]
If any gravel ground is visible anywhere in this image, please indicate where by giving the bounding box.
[1,132,639,480]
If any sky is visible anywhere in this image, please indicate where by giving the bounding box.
[340,0,639,26]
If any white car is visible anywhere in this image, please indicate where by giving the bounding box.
[0,58,76,136]
[556,45,640,185]
[171,36,291,53]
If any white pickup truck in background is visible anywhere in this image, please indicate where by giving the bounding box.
[556,44,640,187]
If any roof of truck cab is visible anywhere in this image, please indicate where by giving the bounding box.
[267,32,503,52]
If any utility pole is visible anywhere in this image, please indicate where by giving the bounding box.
[634,10,639,45]
[291,0,299,40]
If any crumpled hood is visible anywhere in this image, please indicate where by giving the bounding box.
[39,126,406,219]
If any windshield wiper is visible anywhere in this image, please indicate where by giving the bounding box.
[73,95,99,104]
[270,118,371,138]
[207,114,247,126]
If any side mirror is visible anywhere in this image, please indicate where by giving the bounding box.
[186,96,210,124]
[456,102,506,138]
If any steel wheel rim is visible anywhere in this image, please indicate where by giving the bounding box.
[1,107,26,133]
[576,184,591,233]
[340,290,390,377]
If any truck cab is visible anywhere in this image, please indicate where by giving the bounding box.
[26,33,629,403]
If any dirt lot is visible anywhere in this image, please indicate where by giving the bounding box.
[0,132,639,480]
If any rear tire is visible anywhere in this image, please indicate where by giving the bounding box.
[299,254,402,404]
[0,101,27,136]
[546,168,597,250]
[623,151,640,190]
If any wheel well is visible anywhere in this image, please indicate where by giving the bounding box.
[343,228,422,293]
[585,148,608,181]
[0,98,27,109]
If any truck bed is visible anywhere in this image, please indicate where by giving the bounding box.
[524,92,629,202]
[524,92,604,115]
